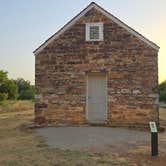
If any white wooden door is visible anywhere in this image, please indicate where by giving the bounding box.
[86,75,107,123]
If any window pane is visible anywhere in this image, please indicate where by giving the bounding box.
[90,26,99,39]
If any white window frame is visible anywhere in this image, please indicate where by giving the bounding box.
[85,22,103,41]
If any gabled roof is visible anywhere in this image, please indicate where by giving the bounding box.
[34,2,159,55]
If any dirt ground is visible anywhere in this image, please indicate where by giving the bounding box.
[0,101,166,166]
[122,107,166,166]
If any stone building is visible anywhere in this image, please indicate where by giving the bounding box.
[34,2,159,126]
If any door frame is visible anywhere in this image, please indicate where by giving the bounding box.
[85,72,108,122]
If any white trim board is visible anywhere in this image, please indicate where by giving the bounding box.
[34,2,159,55]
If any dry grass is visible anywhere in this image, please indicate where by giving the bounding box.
[160,107,166,126]
[126,107,166,166]
[0,101,166,166]
[0,101,132,166]
[0,100,34,112]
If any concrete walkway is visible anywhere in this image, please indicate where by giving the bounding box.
[37,127,151,150]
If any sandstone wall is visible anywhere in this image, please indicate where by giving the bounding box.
[35,8,159,126]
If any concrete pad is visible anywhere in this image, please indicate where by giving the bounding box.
[37,127,150,150]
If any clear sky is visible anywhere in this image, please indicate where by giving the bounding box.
[0,0,165,84]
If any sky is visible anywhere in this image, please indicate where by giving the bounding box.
[0,0,165,84]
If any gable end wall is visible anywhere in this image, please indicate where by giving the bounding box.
[35,8,159,126]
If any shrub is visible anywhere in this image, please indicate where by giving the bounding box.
[0,93,8,101]
[19,89,35,100]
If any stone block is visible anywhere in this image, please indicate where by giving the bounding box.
[35,7,158,126]
[132,89,141,95]
[121,89,131,94]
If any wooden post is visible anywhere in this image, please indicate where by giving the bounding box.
[149,122,158,157]
[151,132,158,156]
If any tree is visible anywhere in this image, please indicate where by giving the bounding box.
[0,70,8,84]
[14,78,35,100]
[0,70,18,100]
[0,80,18,100]
[159,80,166,102]
[19,88,34,100]
[0,70,34,101]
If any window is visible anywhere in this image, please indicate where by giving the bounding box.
[89,26,99,39]
[86,22,103,41]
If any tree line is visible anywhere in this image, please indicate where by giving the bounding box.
[0,70,35,101]
[159,80,166,102]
